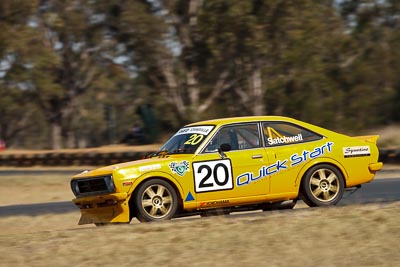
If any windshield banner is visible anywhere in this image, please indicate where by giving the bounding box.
[175,126,214,136]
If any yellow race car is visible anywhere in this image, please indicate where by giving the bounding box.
[70,116,383,225]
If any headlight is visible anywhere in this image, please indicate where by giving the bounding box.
[70,175,115,197]
[104,175,115,193]
[70,180,80,197]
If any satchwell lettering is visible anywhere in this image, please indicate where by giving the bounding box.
[267,134,303,145]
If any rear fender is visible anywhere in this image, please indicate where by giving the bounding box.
[294,157,348,188]
[353,135,379,144]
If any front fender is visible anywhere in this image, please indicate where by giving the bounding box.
[126,171,185,202]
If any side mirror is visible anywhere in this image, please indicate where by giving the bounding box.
[220,143,231,152]
[218,143,231,159]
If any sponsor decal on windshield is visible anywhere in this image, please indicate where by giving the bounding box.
[267,134,303,145]
[175,126,214,136]
[343,146,370,158]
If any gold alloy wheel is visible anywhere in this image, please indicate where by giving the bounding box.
[141,184,173,219]
[308,168,340,202]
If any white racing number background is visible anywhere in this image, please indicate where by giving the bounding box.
[193,159,233,193]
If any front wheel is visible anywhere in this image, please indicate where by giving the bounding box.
[301,164,344,207]
[134,179,178,222]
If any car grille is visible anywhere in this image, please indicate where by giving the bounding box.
[71,175,115,197]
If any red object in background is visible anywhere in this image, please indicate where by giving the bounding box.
[0,140,6,151]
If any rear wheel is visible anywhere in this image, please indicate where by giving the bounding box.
[301,164,344,207]
[134,179,178,222]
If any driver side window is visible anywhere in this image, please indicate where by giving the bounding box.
[204,123,260,153]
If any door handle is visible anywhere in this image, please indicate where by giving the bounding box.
[252,154,263,159]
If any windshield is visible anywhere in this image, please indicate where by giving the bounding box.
[159,125,215,154]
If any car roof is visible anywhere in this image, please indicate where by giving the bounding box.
[187,116,298,127]
[186,115,346,140]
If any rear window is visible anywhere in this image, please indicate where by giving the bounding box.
[262,122,322,146]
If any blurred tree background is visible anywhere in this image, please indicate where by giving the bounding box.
[0,0,399,149]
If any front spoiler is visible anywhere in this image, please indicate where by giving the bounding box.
[72,192,130,225]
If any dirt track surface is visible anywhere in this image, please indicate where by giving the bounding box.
[0,165,399,266]
[1,202,400,266]
[0,165,398,207]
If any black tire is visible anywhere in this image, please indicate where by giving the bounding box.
[134,179,178,222]
[301,164,344,207]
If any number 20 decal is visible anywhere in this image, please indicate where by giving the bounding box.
[193,159,233,193]
[184,134,204,146]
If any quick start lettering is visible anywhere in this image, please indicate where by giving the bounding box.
[236,142,334,187]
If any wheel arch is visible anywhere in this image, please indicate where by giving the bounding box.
[295,158,348,192]
[127,174,184,220]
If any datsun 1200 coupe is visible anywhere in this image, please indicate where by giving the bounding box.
[70,116,383,225]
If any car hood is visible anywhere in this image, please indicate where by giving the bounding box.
[72,154,192,179]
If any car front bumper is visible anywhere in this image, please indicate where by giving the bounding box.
[72,192,130,225]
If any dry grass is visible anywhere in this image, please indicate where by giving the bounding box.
[0,173,400,267]
[0,170,399,266]
[0,173,75,205]
[0,202,399,267]
[0,165,395,207]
